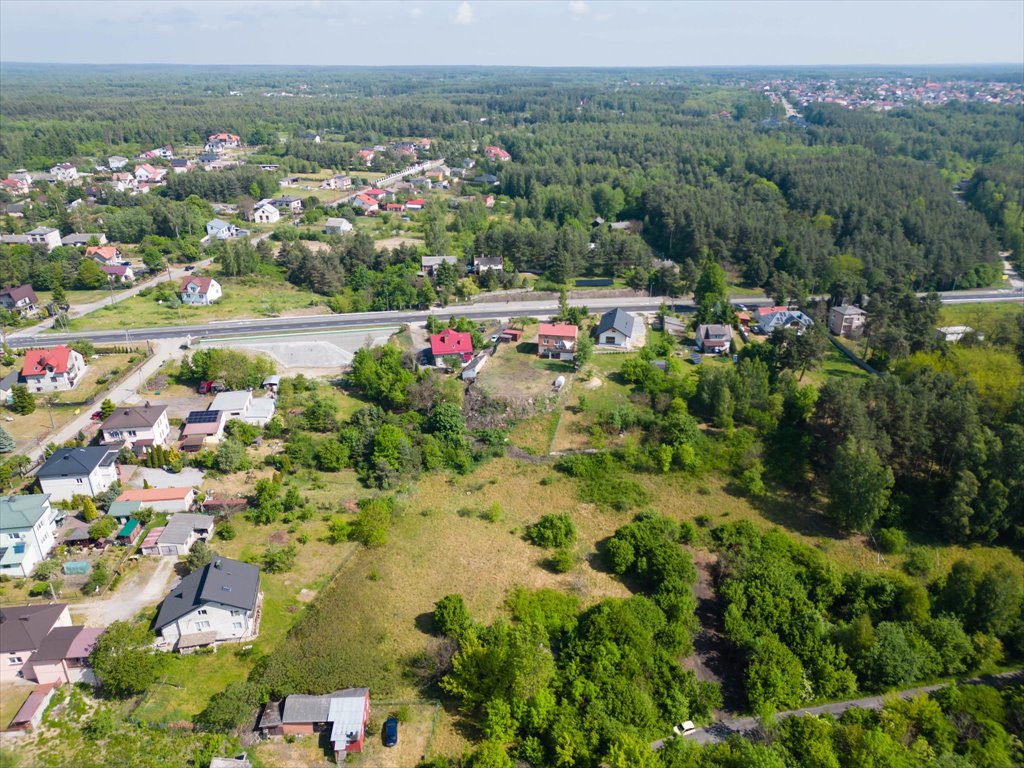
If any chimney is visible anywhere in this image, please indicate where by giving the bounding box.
[213,559,222,569]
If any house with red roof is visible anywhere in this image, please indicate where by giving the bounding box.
[384,203,405,213]
[405,198,426,210]
[1,177,30,196]
[357,149,375,166]
[20,345,87,392]
[364,188,390,201]
[484,146,511,162]
[430,330,474,367]
[180,276,223,306]
[537,323,579,360]
[85,245,123,264]
[351,194,379,213]
[134,163,166,183]
[116,487,195,514]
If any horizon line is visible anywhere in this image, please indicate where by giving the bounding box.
[2,61,1023,70]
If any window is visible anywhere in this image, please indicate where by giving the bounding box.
[7,656,23,665]
[194,620,211,631]
[229,609,242,616]
[76,478,84,484]
[604,336,616,345]
[197,609,208,616]
[232,622,243,631]
[128,430,137,437]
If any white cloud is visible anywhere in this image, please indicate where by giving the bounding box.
[409,7,423,17]
[454,1,473,25]
[568,1,589,15]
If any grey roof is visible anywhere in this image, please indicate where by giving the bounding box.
[207,218,231,230]
[280,689,368,724]
[595,308,637,339]
[101,403,167,431]
[157,513,214,546]
[832,304,866,316]
[698,323,733,341]
[60,234,104,246]
[474,256,503,268]
[209,757,253,768]
[37,447,117,479]
[0,603,67,653]
[153,556,259,630]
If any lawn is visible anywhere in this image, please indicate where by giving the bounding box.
[939,301,1023,342]
[476,328,575,405]
[0,683,33,729]
[57,273,327,332]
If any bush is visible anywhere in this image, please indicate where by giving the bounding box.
[550,548,575,573]
[903,546,933,577]
[525,513,577,549]
[216,523,236,541]
[877,527,907,554]
[480,502,503,523]
[434,593,472,639]
[349,496,395,548]
[263,544,297,573]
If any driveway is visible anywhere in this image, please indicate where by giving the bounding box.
[71,556,177,626]
[126,466,206,489]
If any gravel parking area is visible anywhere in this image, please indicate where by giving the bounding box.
[203,327,400,369]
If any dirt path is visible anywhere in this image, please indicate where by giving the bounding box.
[71,557,177,625]
[682,550,743,713]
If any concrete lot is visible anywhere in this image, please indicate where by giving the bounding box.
[200,326,400,369]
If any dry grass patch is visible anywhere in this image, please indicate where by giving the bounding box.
[0,682,33,729]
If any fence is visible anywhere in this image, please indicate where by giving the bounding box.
[829,336,881,376]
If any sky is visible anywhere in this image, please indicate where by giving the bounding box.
[1,0,1022,67]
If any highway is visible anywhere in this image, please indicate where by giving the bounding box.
[7,289,1022,348]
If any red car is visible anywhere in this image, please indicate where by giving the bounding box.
[90,410,103,421]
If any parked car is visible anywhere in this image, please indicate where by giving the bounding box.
[184,265,196,271]
[382,717,398,747]
[673,721,696,736]
[489,334,500,343]
[90,410,102,421]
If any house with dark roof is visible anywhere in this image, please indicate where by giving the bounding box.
[259,688,371,759]
[0,603,71,682]
[153,556,260,651]
[756,308,814,335]
[473,256,504,274]
[0,284,39,316]
[696,323,734,354]
[1,494,58,578]
[595,309,646,350]
[60,233,107,247]
[36,447,118,502]
[19,345,87,393]
[24,625,103,685]
[100,403,170,450]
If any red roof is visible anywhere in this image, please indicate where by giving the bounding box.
[384,203,405,211]
[430,331,473,357]
[208,133,240,142]
[538,323,578,339]
[86,246,120,262]
[21,345,73,377]
[484,146,511,160]
[358,149,375,157]
[354,194,379,207]
[365,188,387,197]
[755,306,789,318]
[180,276,216,294]
[406,198,426,206]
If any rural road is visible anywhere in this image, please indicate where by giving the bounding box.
[9,288,1023,348]
[71,556,178,626]
[652,669,1024,748]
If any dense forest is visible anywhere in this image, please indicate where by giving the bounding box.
[2,65,1021,299]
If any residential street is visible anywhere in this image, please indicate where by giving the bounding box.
[652,669,1024,748]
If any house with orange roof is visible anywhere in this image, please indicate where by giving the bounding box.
[86,245,123,264]
[180,276,223,306]
[115,487,196,514]
[134,163,166,183]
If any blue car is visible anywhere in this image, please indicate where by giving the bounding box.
[383,717,399,747]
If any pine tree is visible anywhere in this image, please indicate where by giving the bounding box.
[0,426,15,453]
[10,385,35,415]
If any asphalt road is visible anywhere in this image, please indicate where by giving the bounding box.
[9,289,1022,348]
[652,669,1023,749]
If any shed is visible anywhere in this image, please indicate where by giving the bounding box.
[117,518,141,544]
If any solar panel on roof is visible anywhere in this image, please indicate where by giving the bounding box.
[186,410,222,424]
[690,354,703,365]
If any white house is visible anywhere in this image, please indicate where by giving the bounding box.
[100,403,171,450]
[252,203,280,224]
[50,163,78,183]
[473,256,504,274]
[107,156,130,170]
[180,276,223,305]
[696,324,734,354]
[134,163,166,183]
[595,309,646,350]
[210,391,276,426]
[205,219,243,240]
[20,345,87,393]
[9,227,63,252]
[0,285,39,316]
[272,196,303,215]
[0,494,58,578]
[36,447,118,502]
[324,217,353,235]
[828,304,867,338]
[153,556,260,651]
